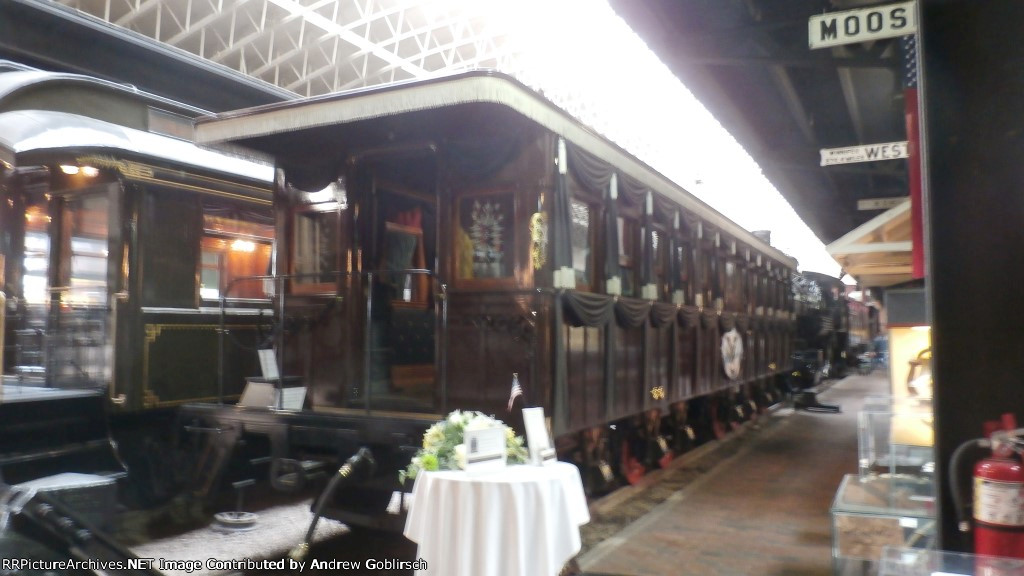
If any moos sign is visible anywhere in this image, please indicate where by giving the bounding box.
[809,1,916,49]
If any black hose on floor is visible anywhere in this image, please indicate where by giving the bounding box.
[289,447,375,561]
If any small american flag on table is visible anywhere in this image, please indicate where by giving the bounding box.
[507,373,523,412]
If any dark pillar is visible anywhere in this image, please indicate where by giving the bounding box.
[920,0,1024,551]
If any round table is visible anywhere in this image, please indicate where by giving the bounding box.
[403,462,590,576]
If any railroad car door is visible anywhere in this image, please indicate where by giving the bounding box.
[356,152,439,413]
[0,169,119,388]
[45,185,119,389]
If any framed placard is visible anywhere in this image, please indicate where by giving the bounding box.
[278,386,307,411]
[238,378,306,411]
[464,427,507,476]
[523,407,556,465]
[258,348,279,380]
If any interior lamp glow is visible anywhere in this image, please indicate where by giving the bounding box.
[230,239,256,253]
[58,165,99,177]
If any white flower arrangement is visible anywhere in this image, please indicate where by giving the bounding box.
[399,410,529,484]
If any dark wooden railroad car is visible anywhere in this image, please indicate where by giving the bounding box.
[0,70,275,492]
[188,70,797,529]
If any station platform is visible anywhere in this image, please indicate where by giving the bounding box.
[100,371,886,576]
[576,371,886,576]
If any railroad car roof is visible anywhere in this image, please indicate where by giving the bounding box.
[195,69,797,268]
[0,70,211,118]
[0,109,273,185]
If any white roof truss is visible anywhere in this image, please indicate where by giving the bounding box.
[58,0,514,97]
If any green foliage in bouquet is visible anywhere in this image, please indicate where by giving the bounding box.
[399,410,529,484]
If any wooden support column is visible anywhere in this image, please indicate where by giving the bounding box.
[920,0,1024,551]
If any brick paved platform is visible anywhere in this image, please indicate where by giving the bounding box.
[576,373,888,576]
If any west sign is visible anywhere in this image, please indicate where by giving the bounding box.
[809,1,916,49]
[820,141,908,166]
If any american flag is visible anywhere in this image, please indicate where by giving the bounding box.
[901,35,917,89]
[507,373,523,412]
[901,33,924,279]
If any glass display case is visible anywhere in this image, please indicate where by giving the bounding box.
[879,546,1024,575]
[858,406,934,481]
[832,474,936,575]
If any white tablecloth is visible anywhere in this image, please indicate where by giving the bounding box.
[403,462,590,576]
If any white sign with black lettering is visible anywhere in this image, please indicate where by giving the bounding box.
[464,427,507,476]
[820,141,908,166]
[809,1,916,49]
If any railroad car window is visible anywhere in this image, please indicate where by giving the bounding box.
[61,194,108,307]
[292,206,340,293]
[651,228,665,300]
[698,245,713,308]
[725,260,740,311]
[711,251,726,308]
[138,191,200,308]
[759,273,768,310]
[570,199,592,289]
[675,240,691,303]
[455,192,515,281]
[745,266,755,313]
[22,205,50,305]
[618,217,638,297]
[201,212,274,300]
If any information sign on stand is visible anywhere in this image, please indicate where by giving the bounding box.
[523,407,557,465]
[257,348,279,379]
[241,348,306,410]
[464,427,507,476]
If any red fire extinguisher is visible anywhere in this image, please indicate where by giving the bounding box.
[952,413,1024,563]
[973,414,1024,558]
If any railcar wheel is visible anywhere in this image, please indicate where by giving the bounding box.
[669,401,695,454]
[642,409,672,469]
[710,396,728,440]
[577,427,618,496]
[616,418,647,485]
